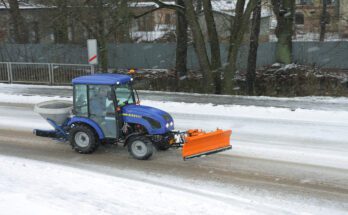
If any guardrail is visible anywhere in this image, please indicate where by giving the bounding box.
[0,62,94,85]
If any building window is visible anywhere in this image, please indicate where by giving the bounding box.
[326,0,336,5]
[296,0,313,5]
[31,21,40,43]
[295,12,305,25]
[165,14,171,25]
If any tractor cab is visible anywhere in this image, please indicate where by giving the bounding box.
[72,74,137,140]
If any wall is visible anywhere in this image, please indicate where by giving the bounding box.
[0,42,348,70]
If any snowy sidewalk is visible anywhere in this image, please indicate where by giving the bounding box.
[1,83,348,111]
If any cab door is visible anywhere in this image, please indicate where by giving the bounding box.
[88,85,118,139]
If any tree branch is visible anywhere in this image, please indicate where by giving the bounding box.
[0,0,7,9]
[133,7,161,19]
[152,0,185,14]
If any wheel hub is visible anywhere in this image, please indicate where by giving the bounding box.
[131,140,147,157]
[75,132,90,148]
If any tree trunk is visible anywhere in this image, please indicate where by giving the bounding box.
[224,0,257,94]
[8,0,29,43]
[95,2,108,72]
[246,0,261,96]
[335,0,340,18]
[320,0,328,42]
[117,0,131,42]
[175,0,188,77]
[184,0,214,93]
[272,0,294,64]
[53,0,69,43]
[227,0,245,59]
[202,0,222,94]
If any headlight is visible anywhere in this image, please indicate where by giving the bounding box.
[166,123,170,128]
[170,122,173,126]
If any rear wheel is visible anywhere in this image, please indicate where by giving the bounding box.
[127,136,154,160]
[69,124,99,154]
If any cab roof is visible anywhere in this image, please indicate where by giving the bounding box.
[72,74,132,85]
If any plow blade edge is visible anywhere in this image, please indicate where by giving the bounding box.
[182,129,232,160]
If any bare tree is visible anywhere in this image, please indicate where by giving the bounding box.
[320,0,328,42]
[271,0,295,64]
[53,0,69,43]
[67,0,133,71]
[175,0,188,77]
[184,0,214,93]
[7,0,29,43]
[246,0,261,95]
[202,0,222,93]
[144,0,222,93]
[224,0,257,94]
[117,0,131,42]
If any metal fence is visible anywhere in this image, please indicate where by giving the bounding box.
[0,62,9,83]
[0,62,94,85]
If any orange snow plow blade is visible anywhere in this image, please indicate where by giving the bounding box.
[182,129,232,160]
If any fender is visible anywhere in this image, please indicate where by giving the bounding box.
[68,117,105,139]
[123,132,143,146]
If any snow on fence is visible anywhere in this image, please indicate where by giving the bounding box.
[0,62,94,85]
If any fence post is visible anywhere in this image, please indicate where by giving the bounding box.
[7,62,12,84]
[91,65,95,74]
[48,63,53,85]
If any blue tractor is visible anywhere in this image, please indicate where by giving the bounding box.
[34,74,231,160]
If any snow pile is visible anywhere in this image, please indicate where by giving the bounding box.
[131,31,167,42]
[0,93,71,104]
[141,100,348,124]
[0,155,255,215]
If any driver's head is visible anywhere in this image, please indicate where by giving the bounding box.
[99,87,108,97]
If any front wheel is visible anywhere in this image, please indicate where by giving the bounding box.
[127,136,154,160]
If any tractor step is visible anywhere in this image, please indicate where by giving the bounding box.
[34,129,60,138]
[182,129,232,160]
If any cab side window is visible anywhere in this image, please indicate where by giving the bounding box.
[74,85,88,117]
[89,85,115,116]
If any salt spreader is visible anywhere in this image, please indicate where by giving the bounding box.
[33,74,232,160]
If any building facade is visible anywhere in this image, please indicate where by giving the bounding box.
[294,0,348,39]
[339,0,348,37]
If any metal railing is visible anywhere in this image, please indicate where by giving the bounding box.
[0,62,10,83]
[0,62,94,85]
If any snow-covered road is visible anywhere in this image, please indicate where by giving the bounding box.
[0,89,348,214]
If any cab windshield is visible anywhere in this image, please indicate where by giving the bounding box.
[115,84,135,106]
